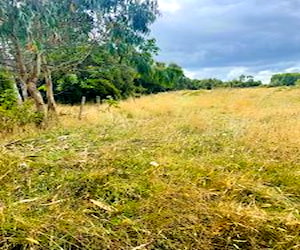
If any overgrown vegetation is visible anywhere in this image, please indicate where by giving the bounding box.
[0,70,41,131]
[0,1,299,249]
[0,0,160,114]
[270,73,300,87]
[0,88,299,249]
[0,100,42,132]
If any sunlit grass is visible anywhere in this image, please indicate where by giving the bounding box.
[0,87,299,249]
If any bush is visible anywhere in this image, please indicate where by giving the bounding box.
[0,69,19,110]
[0,100,43,132]
[0,69,14,92]
[0,89,18,109]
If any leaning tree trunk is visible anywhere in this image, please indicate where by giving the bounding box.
[26,52,48,119]
[27,80,46,114]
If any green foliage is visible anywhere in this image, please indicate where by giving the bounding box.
[0,69,43,130]
[181,74,261,91]
[177,75,262,91]
[0,101,43,132]
[295,79,300,86]
[270,73,300,86]
[54,73,83,104]
[105,96,120,110]
[0,70,14,92]
[188,78,224,90]
[0,89,18,109]
[52,56,264,102]
[54,47,140,103]
[0,0,159,110]
[0,70,18,109]
[137,62,188,93]
[84,78,122,99]
[226,75,262,88]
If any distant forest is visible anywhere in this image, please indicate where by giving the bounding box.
[2,66,300,106]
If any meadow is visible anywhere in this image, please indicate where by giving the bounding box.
[0,88,299,249]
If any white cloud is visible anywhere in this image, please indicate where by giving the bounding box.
[284,65,300,73]
[153,0,300,83]
[183,67,234,81]
[255,70,275,84]
[158,0,181,13]
[183,66,280,84]
[185,70,198,79]
[226,67,248,80]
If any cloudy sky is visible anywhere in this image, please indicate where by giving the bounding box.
[151,0,300,83]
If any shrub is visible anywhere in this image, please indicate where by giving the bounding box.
[0,89,18,109]
[0,100,43,132]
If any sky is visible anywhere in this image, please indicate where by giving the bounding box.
[151,0,300,83]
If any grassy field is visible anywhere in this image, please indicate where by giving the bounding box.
[0,88,299,249]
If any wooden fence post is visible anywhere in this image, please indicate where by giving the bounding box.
[96,96,101,107]
[78,96,86,120]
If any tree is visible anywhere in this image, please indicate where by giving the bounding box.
[54,46,139,103]
[270,73,300,86]
[0,0,159,116]
[0,68,21,107]
[135,62,189,93]
[226,75,262,88]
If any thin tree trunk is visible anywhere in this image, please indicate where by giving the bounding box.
[42,56,57,114]
[12,37,28,100]
[45,69,57,113]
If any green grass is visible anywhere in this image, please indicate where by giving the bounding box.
[0,88,299,249]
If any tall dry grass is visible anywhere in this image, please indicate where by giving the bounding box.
[0,87,299,249]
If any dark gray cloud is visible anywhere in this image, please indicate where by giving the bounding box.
[151,0,300,82]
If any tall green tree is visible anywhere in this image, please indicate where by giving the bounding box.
[136,62,188,93]
[0,0,159,116]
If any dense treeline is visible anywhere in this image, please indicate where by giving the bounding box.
[270,73,300,86]
[0,0,299,116]
[0,58,265,106]
[185,75,262,90]
[51,44,192,103]
[52,62,263,103]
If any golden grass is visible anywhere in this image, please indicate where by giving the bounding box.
[0,87,299,249]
